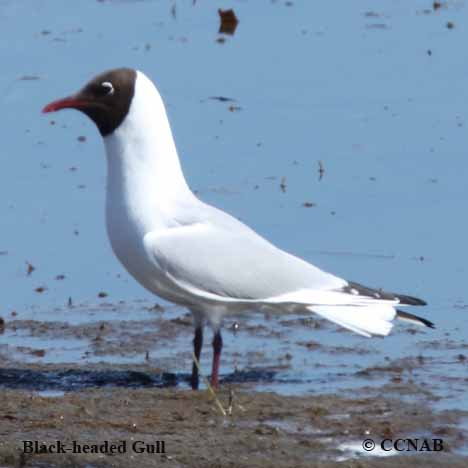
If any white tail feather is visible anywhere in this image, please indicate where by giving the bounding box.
[308,304,396,337]
[161,278,399,337]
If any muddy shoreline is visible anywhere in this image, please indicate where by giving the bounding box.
[1,384,467,468]
[1,302,467,467]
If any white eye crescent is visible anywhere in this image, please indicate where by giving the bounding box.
[101,81,114,95]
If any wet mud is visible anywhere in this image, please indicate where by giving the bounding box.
[0,302,467,467]
[0,384,467,468]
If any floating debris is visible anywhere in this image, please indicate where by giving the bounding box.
[26,262,35,276]
[280,177,287,193]
[35,286,47,293]
[446,21,454,29]
[302,202,316,208]
[77,135,87,142]
[208,96,236,103]
[218,9,239,35]
[98,291,108,298]
[318,160,325,181]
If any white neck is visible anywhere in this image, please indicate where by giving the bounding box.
[103,71,194,231]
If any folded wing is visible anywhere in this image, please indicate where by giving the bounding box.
[144,221,346,301]
[143,212,428,337]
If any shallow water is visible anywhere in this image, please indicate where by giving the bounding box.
[0,0,467,413]
[0,301,466,419]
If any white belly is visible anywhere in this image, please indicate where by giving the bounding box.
[105,193,193,306]
[102,114,201,308]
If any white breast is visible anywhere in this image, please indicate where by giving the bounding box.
[102,70,196,304]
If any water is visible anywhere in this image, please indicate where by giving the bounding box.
[0,0,467,407]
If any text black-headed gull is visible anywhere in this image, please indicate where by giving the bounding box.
[43,68,433,389]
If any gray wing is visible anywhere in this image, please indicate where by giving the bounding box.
[144,201,346,301]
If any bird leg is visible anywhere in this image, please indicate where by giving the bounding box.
[191,325,203,390]
[210,330,223,388]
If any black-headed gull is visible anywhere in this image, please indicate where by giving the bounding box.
[43,68,433,389]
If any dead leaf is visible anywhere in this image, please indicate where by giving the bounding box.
[218,9,239,35]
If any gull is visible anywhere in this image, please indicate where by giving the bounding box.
[43,68,433,389]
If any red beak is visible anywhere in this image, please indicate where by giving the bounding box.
[42,96,89,113]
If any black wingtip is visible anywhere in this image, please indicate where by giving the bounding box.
[345,281,427,306]
[395,294,427,307]
[419,317,435,329]
[396,310,435,329]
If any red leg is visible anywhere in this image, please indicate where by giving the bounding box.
[191,326,203,390]
[210,330,223,388]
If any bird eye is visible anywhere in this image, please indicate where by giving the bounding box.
[100,81,114,96]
